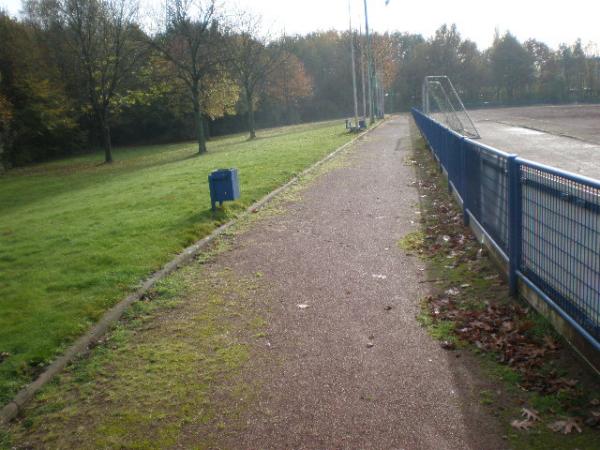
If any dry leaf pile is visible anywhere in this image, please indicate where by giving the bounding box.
[426,293,569,394]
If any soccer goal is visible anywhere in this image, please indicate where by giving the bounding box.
[422,76,480,139]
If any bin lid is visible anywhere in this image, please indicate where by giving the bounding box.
[210,168,236,180]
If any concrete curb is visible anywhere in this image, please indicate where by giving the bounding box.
[0,119,387,426]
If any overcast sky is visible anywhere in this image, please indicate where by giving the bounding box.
[2,0,599,51]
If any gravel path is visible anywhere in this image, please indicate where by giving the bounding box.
[216,116,506,449]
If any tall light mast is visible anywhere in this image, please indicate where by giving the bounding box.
[349,2,359,129]
[363,0,374,124]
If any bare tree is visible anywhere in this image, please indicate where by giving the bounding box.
[150,0,226,154]
[228,15,283,139]
[58,0,141,163]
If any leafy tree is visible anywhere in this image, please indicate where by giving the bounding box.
[286,31,355,120]
[525,39,563,101]
[227,15,283,139]
[54,0,143,163]
[266,51,313,124]
[202,73,239,120]
[0,11,79,168]
[490,32,534,100]
[109,52,238,144]
[428,24,462,77]
[151,0,227,154]
[370,32,399,92]
[0,73,12,171]
[391,32,427,109]
[569,39,587,99]
[455,39,488,103]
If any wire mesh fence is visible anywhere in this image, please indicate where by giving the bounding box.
[520,161,600,337]
[412,108,600,349]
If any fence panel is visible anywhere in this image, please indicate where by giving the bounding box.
[479,146,510,254]
[520,161,600,340]
[411,107,600,348]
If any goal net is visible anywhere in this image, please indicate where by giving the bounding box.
[422,76,480,139]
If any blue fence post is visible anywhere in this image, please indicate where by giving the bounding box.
[507,155,522,296]
[460,137,469,226]
[437,126,443,172]
[447,133,453,194]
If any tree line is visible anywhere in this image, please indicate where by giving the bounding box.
[0,0,312,167]
[1,1,599,169]
[388,24,600,111]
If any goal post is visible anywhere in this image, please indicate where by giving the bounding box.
[422,76,480,139]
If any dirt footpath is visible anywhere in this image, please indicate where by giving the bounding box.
[215,116,506,449]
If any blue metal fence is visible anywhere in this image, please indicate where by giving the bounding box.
[412,108,600,351]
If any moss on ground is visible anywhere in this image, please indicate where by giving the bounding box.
[407,120,600,450]
[2,261,271,449]
[397,231,425,254]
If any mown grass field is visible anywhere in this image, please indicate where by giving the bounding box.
[0,121,352,405]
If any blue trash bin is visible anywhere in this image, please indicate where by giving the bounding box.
[208,168,240,210]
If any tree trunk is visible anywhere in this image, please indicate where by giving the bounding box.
[0,133,5,172]
[100,116,113,164]
[246,90,256,139]
[203,116,210,141]
[192,89,206,154]
[248,107,256,139]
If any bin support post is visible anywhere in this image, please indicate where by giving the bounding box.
[508,155,522,296]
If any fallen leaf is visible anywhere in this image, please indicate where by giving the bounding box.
[548,418,583,434]
[521,408,540,422]
[470,320,492,331]
[501,321,514,332]
[585,410,600,427]
[441,340,456,350]
[511,419,533,431]
[543,335,560,351]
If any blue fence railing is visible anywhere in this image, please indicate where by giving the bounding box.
[412,108,600,351]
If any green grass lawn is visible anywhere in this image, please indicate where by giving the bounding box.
[0,121,352,405]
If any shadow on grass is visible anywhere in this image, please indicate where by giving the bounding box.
[0,150,211,215]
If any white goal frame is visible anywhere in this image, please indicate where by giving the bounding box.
[422,76,480,139]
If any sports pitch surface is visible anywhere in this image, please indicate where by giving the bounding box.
[470,105,600,180]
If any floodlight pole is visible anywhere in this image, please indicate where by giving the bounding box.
[359,25,367,119]
[349,1,359,129]
[363,0,375,125]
